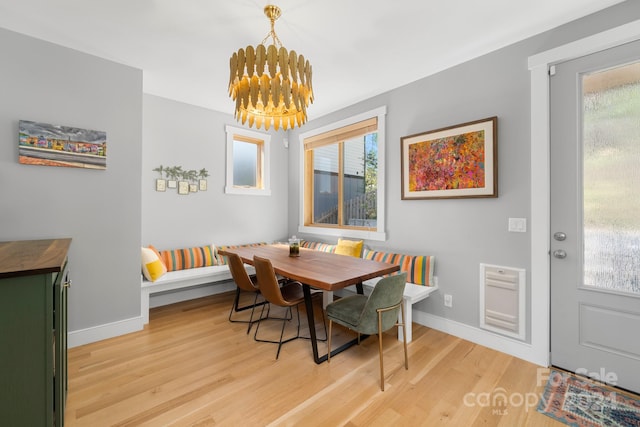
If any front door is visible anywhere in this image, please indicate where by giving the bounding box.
[550,40,640,393]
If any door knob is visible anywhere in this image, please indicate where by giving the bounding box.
[553,250,567,259]
[554,232,567,241]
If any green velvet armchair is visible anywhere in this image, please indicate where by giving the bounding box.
[326,272,408,391]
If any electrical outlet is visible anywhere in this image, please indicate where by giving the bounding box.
[444,294,453,308]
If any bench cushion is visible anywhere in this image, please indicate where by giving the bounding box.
[362,277,438,303]
[141,264,232,287]
[362,249,434,286]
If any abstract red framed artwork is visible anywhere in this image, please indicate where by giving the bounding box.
[401,117,497,199]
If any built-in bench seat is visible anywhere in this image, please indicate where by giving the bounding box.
[362,277,438,342]
[141,264,255,324]
[140,243,261,324]
[140,240,438,341]
[300,241,438,343]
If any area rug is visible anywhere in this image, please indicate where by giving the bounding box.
[537,369,640,426]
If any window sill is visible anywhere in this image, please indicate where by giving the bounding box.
[225,186,271,196]
[297,225,386,241]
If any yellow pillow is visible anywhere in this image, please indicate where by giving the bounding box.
[335,238,363,257]
[141,246,167,282]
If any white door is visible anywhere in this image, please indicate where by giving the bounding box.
[550,40,640,393]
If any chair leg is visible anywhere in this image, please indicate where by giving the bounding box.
[229,288,268,330]
[246,292,260,334]
[228,287,241,322]
[378,311,385,391]
[327,319,333,363]
[275,306,301,360]
[400,303,408,370]
[275,307,290,359]
[254,304,301,360]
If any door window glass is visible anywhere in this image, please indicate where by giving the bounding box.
[582,61,640,294]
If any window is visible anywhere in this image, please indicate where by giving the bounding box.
[225,125,271,196]
[299,107,386,241]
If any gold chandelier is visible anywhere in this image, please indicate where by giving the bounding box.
[228,5,313,131]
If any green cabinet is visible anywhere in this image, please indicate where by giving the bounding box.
[0,239,71,426]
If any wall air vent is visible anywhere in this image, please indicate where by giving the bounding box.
[479,263,526,340]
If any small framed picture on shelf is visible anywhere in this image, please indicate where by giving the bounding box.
[155,179,166,192]
[189,184,198,193]
[178,181,189,195]
[167,180,177,189]
[199,179,208,191]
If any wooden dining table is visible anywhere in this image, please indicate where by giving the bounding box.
[218,244,400,363]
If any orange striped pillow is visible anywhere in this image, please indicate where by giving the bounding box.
[363,249,434,286]
[160,245,217,271]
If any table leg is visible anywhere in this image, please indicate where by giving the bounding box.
[302,284,321,363]
[303,283,369,364]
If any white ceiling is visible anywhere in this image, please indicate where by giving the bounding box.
[0,0,628,120]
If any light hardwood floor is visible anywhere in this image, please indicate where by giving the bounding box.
[66,291,563,426]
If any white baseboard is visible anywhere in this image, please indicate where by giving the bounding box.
[69,284,543,366]
[149,282,235,308]
[413,311,546,366]
[68,316,143,348]
[68,282,237,348]
[337,287,543,364]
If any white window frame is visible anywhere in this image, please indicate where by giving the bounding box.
[225,125,271,196]
[298,106,387,241]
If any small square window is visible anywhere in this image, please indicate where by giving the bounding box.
[225,125,271,196]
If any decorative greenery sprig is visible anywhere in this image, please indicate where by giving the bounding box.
[153,166,209,182]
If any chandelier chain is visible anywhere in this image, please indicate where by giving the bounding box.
[261,11,283,47]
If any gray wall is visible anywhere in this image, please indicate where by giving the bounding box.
[287,1,640,344]
[0,28,143,334]
[1,0,637,350]
[142,94,289,250]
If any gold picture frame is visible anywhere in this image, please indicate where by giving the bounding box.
[178,181,189,195]
[155,179,166,192]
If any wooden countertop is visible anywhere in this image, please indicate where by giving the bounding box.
[0,238,72,279]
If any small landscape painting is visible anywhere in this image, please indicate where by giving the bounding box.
[19,120,107,169]
[401,117,497,199]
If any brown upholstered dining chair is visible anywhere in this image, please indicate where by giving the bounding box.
[226,253,269,334]
[252,255,326,359]
[326,272,408,391]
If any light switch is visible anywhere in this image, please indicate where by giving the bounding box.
[508,218,527,232]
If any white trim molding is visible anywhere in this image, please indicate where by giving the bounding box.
[224,125,272,196]
[527,19,640,367]
[298,106,387,241]
[414,311,539,366]
[68,316,143,348]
